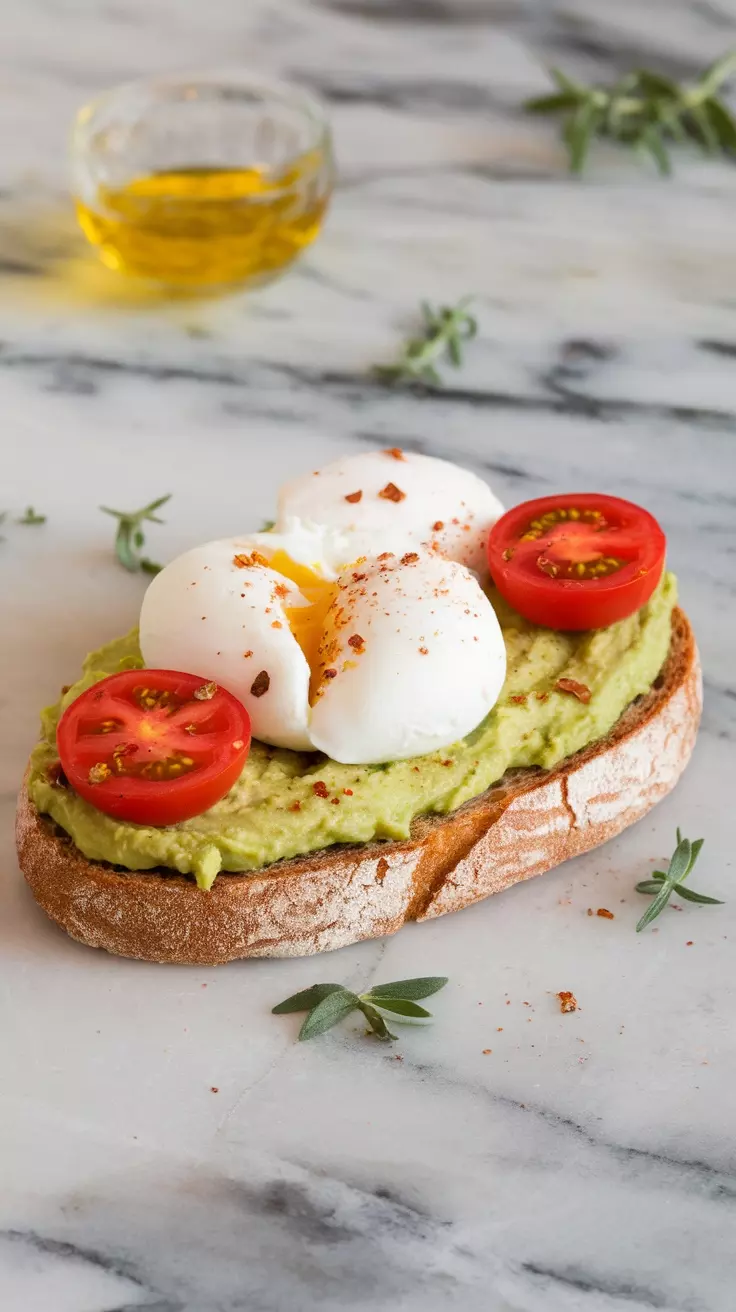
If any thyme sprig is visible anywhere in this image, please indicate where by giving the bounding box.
[525,51,736,175]
[376,298,477,386]
[273,976,449,1042]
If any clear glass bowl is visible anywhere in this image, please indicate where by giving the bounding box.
[71,70,334,289]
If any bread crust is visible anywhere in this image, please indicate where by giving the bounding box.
[16,609,701,964]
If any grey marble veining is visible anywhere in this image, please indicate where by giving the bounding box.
[2,1,736,1309]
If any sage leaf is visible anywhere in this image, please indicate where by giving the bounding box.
[363,997,432,1019]
[272,983,346,1014]
[366,976,448,1001]
[298,989,360,1041]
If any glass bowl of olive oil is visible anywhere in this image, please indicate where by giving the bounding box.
[71,71,334,290]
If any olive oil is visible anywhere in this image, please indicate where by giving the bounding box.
[75,155,331,288]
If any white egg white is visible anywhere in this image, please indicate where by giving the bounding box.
[308,550,507,764]
[276,449,504,576]
[139,538,315,751]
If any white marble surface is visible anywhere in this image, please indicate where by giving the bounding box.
[2,1,736,1308]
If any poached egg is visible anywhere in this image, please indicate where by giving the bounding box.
[140,538,506,763]
[274,448,504,577]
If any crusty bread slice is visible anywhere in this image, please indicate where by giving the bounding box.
[16,608,701,965]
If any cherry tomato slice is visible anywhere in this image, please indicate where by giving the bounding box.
[487,493,666,631]
[57,670,251,826]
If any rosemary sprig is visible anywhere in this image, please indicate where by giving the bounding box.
[525,51,736,175]
[100,494,171,575]
[17,506,46,524]
[273,975,449,1042]
[376,298,477,386]
[635,829,720,932]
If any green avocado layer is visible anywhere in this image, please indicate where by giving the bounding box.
[28,574,677,890]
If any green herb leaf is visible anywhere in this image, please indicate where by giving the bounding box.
[636,881,675,933]
[636,831,719,931]
[358,1002,398,1041]
[525,51,736,175]
[672,885,723,906]
[362,997,432,1019]
[375,298,477,387]
[635,878,667,894]
[272,983,346,1014]
[17,506,46,525]
[705,97,736,149]
[365,976,449,1001]
[273,974,448,1044]
[667,835,693,886]
[525,91,581,115]
[298,989,360,1041]
[100,494,171,575]
[566,101,599,173]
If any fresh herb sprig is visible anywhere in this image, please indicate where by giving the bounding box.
[525,51,736,175]
[273,975,449,1042]
[376,298,477,386]
[635,829,721,931]
[100,494,170,575]
[17,506,46,524]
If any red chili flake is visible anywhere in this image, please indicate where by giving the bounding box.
[352,571,367,582]
[201,616,207,621]
[419,646,429,655]
[442,759,453,767]
[597,908,615,920]
[61,684,71,695]
[250,670,270,698]
[233,550,268,569]
[535,691,549,702]
[271,620,283,629]
[497,1027,503,1032]
[400,551,420,565]
[686,940,694,946]
[378,482,406,503]
[343,788,353,796]
[243,650,253,659]
[345,490,363,504]
[331,797,341,805]
[432,521,444,532]
[290,801,302,812]
[211,1086,219,1093]
[384,447,405,460]
[274,583,289,599]
[194,681,217,701]
[46,761,68,788]
[587,908,594,916]
[555,678,592,704]
[558,991,578,1014]
[312,781,329,799]
[482,1049,492,1055]
[452,517,460,525]
[510,694,527,705]
[348,634,365,652]
[377,551,394,562]
[412,765,420,772]
[323,667,338,680]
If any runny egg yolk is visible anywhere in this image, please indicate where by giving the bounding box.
[268,549,337,704]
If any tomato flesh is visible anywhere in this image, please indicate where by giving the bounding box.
[57,670,251,825]
[487,494,666,631]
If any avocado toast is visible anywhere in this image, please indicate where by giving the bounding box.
[16,454,701,963]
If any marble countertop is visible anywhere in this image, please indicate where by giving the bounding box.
[3,1,736,1308]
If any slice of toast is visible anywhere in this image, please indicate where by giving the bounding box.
[16,608,701,965]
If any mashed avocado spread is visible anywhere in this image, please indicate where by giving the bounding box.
[29,574,677,889]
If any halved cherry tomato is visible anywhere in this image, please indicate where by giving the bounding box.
[57,670,251,826]
[487,494,666,631]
